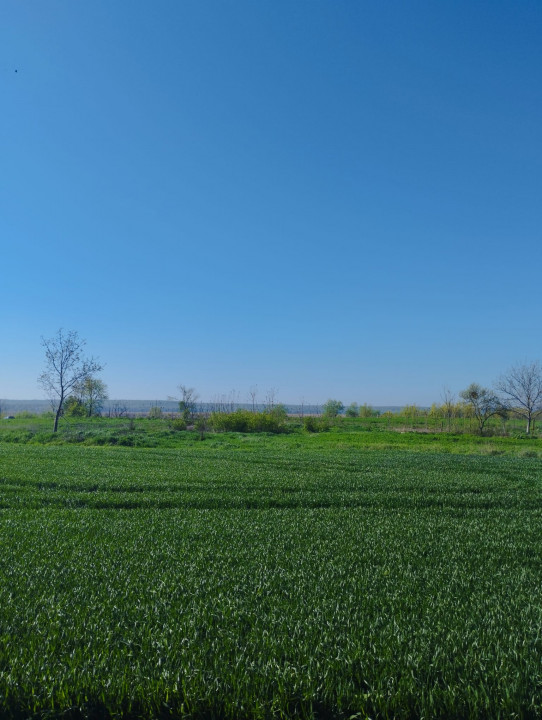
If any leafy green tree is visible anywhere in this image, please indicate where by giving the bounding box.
[459,383,501,435]
[428,403,441,418]
[75,377,108,417]
[322,399,344,418]
[345,402,359,417]
[403,404,423,418]
[360,403,379,418]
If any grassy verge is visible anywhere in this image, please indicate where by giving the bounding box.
[1,415,541,456]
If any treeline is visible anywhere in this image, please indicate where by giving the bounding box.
[10,327,542,437]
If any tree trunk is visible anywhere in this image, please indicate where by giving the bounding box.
[53,394,63,433]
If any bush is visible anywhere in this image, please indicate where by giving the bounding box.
[303,416,330,433]
[209,409,287,434]
[209,410,249,433]
[269,404,288,424]
[303,416,318,433]
[2,430,34,443]
[170,418,187,432]
[63,396,86,418]
[194,417,207,440]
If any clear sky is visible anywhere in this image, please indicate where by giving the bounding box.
[2,1,541,406]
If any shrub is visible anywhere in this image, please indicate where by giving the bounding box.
[303,416,318,433]
[171,418,187,432]
[194,417,207,440]
[303,416,330,433]
[209,409,286,434]
[269,404,288,424]
[209,410,249,433]
[2,430,34,443]
[63,396,87,417]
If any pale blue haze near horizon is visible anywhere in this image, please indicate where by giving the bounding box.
[1,1,541,406]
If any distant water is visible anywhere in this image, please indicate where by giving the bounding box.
[1,399,404,416]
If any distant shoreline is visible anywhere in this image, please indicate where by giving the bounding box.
[1,399,407,415]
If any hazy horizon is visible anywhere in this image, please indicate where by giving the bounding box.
[0,398,408,413]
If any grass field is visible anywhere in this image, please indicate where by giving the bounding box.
[1,419,541,718]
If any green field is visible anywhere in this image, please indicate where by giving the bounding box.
[1,420,541,718]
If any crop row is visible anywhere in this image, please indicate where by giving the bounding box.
[0,444,541,511]
[1,505,542,718]
[0,444,541,718]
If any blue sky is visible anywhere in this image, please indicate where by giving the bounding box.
[1,1,541,405]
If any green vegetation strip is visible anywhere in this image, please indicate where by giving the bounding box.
[0,441,541,718]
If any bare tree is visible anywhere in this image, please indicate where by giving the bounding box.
[249,385,258,413]
[265,387,278,411]
[495,361,542,435]
[110,402,128,418]
[459,383,500,435]
[225,389,238,413]
[38,329,103,432]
